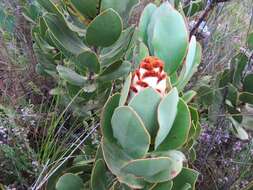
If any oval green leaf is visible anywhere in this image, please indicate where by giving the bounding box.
[56,173,84,190]
[182,90,197,103]
[157,99,191,150]
[86,8,123,47]
[98,61,131,81]
[69,0,99,19]
[149,2,189,74]
[119,73,132,106]
[44,14,89,55]
[102,139,146,190]
[129,87,161,139]
[37,0,60,15]
[247,32,253,50]
[101,0,139,26]
[176,37,202,91]
[91,159,108,190]
[101,93,120,142]
[121,157,178,183]
[100,26,135,67]
[57,65,87,86]
[243,74,253,93]
[102,138,131,175]
[74,51,100,74]
[155,88,179,149]
[133,41,150,69]
[139,3,157,45]
[239,92,253,105]
[172,168,199,190]
[111,106,150,158]
[232,53,248,88]
[151,181,173,190]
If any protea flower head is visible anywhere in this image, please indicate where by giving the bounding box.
[130,56,167,97]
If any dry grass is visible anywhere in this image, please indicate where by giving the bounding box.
[201,0,252,75]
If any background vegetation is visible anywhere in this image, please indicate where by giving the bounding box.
[0,0,253,189]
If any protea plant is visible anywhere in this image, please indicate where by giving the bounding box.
[90,55,198,189]
[32,0,203,189]
[90,1,203,189]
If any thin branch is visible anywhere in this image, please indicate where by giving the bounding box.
[190,0,215,37]
[190,0,232,37]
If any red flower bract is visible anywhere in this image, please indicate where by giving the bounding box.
[129,56,167,98]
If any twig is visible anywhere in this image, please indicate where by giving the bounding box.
[190,0,232,37]
[190,0,215,37]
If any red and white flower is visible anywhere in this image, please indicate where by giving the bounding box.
[130,56,167,97]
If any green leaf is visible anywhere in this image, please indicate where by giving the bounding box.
[34,33,54,51]
[139,3,157,45]
[118,175,146,189]
[183,0,204,16]
[102,138,146,189]
[186,123,196,141]
[227,83,238,106]
[121,157,179,183]
[49,87,64,95]
[129,87,162,139]
[91,160,108,190]
[111,182,132,190]
[39,17,48,37]
[196,85,214,107]
[119,73,132,106]
[44,14,89,55]
[36,63,49,76]
[148,2,189,74]
[242,104,253,130]
[157,99,191,150]
[74,51,100,73]
[57,65,87,86]
[182,90,197,103]
[232,53,248,87]
[95,145,103,161]
[48,32,71,57]
[151,181,173,190]
[101,94,120,142]
[172,168,199,190]
[23,4,40,23]
[239,92,253,105]
[102,138,131,175]
[100,26,135,67]
[189,106,199,127]
[111,106,150,158]
[219,69,233,88]
[153,150,185,177]
[133,41,150,69]
[155,88,179,149]
[86,9,123,47]
[247,32,253,50]
[230,117,249,140]
[56,173,84,190]
[37,0,60,15]
[98,61,131,81]
[176,38,202,91]
[189,148,197,161]
[243,74,253,93]
[69,0,99,19]
[101,0,139,26]
[168,0,182,9]
[226,102,242,123]
[62,10,86,36]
